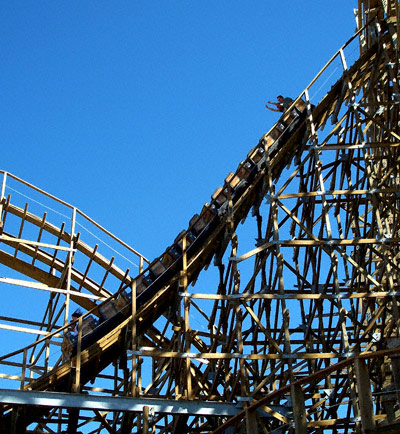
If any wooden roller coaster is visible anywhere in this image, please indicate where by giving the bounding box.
[1,1,400,432]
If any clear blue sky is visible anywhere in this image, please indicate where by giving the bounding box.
[1,2,356,260]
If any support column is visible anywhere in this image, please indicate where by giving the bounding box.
[290,384,307,434]
[355,358,375,432]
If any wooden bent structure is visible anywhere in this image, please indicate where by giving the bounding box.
[1,1,400,432]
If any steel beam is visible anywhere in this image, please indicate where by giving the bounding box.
[0,389,240,417]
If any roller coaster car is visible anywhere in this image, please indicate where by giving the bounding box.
[174,230,197,252]
[212,186,229,207]
[263,99,308,158]
[62,315,97,357]
[226,171,251,201]
[143,260,167,286]
[134,274,148,294]
[224,172,238,186]
[212,166,257,215]
[115,290,132,311]
[100,280,139,324]
[236,161,253,181]
[200,202,217,223]
[99,300,118,321]
[212,166,254,208]
[161,250,177,268]
[189,214,207,235]
[248,146,265,165]
[212,99,307,215]
[134,216,219,311]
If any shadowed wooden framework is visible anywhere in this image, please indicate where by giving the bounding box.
[0,1,400,433]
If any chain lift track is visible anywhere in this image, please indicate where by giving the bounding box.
[1,2,400,433]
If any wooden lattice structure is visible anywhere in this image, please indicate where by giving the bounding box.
[0,1,400,433]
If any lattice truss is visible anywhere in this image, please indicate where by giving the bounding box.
[0,2,400,434]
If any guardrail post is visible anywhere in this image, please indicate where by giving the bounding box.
[20,348,27,389]
[64,207,77,329]
[131,280,138,397]
[181,234,192,400]
[0,172,7,234]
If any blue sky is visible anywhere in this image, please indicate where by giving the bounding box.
[1,1,356,260]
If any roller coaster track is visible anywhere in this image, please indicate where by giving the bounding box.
[1,4,400,433]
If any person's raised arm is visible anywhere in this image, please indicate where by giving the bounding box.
[265,103,280,112]
[267,100,280,107]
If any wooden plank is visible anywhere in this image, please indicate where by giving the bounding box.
[1,234,74,251]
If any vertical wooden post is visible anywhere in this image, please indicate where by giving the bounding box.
[132,280,141,433]
[397,0,400,52]
[245,408,258,433]
[391,354,400,403]
[10,406,22,434]
[131,280,137,397]
[20,348,27,389]
[355,358,375,432]
[291,384,307,434]
[388,339,400,403]
[64,207,76,329]
[382,392,396,424]
[142,406,149,434]
[182,234,192,400]
[66,408,79,434]
[73,315,83,393]
[44,338,50,374]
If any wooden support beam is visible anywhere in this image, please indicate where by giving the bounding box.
[245,407,258,433]
[142,405,149,434]
[388,338,400,403]
[355,358,375,432]
[290,384,307,434]
[66,407,79,434]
